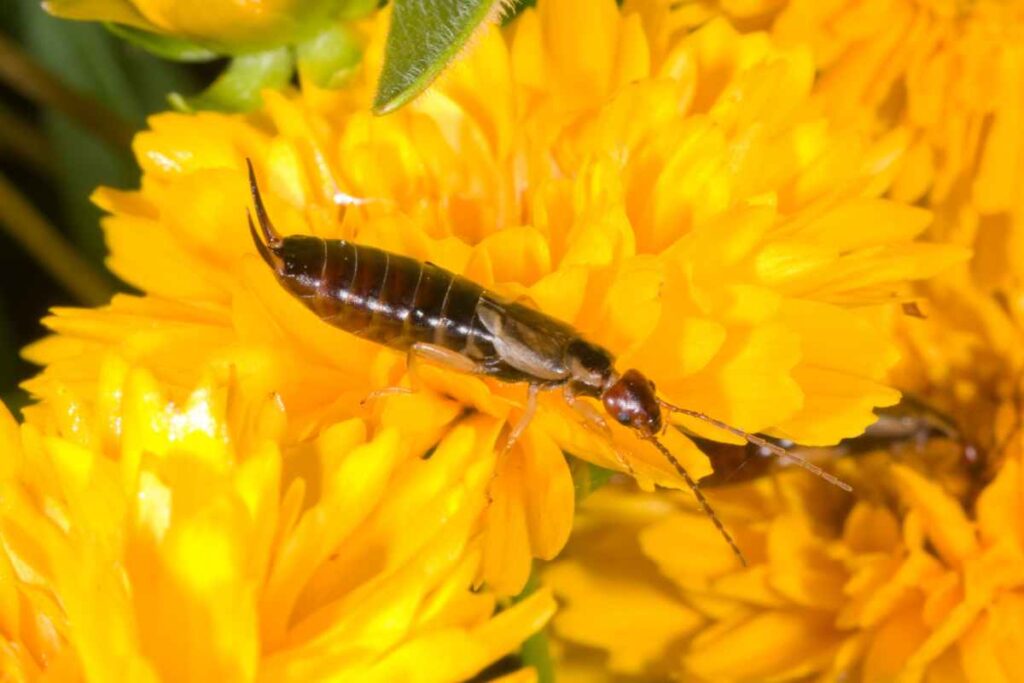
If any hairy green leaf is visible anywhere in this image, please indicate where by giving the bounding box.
[373,0,499,114]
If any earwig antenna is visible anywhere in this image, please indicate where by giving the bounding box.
[658,399,853,492]
[647,436,747,567]
[246,159,282,247]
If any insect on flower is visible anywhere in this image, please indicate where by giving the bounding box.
[698,398,968,488]
[245,161,850,565]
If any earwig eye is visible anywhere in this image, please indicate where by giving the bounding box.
[616,412,631,426]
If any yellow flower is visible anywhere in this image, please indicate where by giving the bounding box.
[543,214,1024,681]
[43,0,361,52]
[26,0,958,595]
[777,0,1024,294]
[894,275,1024,479]
[649,0,1024,292]
[546,444,1024,681]
[2,356,554,681]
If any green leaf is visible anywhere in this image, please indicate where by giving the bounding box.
[513,567,556,683]
[520,624,556,683]
[296,24,362,89]
[569,456,615,503]
[171,48,293,112]
[105,23,219,62]
[373,0,500,114]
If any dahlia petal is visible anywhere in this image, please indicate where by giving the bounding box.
[546,559,701,674]
[483,447,534,596]
[520,429,575,560]
[766,514,846,609]
[641,512,744,582]
[960,593,1024,683]
[861,602,930,682]
[684,609,843,681]
[892,466,978,568]
[976,455,1024,549]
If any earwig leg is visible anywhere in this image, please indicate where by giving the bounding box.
[403,342,485,393]
[407,342,483,376]
[563,385,611,438]
[361,343,484,406]
[501,383,540,456]
[562,385,636,477]
[360,386,414,405]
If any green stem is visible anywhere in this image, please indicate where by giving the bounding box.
[0,172,114,306]
[0,101,55,175]
[515,567,556,683]
[0,31,134,149]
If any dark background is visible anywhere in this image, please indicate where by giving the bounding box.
[0,0,201,411]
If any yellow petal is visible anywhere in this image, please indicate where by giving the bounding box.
[483,447,534,596]
[685,609,843,681]
[520,429,575,560]
[546,559,701,674]
[892,465,978,568]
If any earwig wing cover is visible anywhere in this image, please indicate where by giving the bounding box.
[477,298,569,382]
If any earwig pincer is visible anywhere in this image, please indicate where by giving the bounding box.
[246,160,850,565]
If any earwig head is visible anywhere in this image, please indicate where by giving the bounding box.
[602,369,663,437]
[247,159,327,298]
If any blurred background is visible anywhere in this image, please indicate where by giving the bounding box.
[0,0,203,411]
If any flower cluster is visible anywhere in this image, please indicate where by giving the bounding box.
[538,3,1024,679]
[6,0,992,679]
[24,0,956,596]
[2,357,553,680]
[645,0,1024,293]
[547,441,1024,681]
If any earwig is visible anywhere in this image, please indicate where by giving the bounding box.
[245,160,850,566]
[696,398,972,488]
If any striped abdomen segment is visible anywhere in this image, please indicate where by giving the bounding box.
[283,237,494,356]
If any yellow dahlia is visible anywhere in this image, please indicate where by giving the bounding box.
[778,0,1024,294]
[25,0,958,596]
[1,356,553,681]
[547,442,1024,682]
[648,0,1024,292]
[546,259,1024,681]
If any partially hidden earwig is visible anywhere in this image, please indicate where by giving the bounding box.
[245,160,850,565]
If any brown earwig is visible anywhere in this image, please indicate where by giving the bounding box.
[246,160,849,565]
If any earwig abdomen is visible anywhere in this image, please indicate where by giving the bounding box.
[277,235,500,356]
